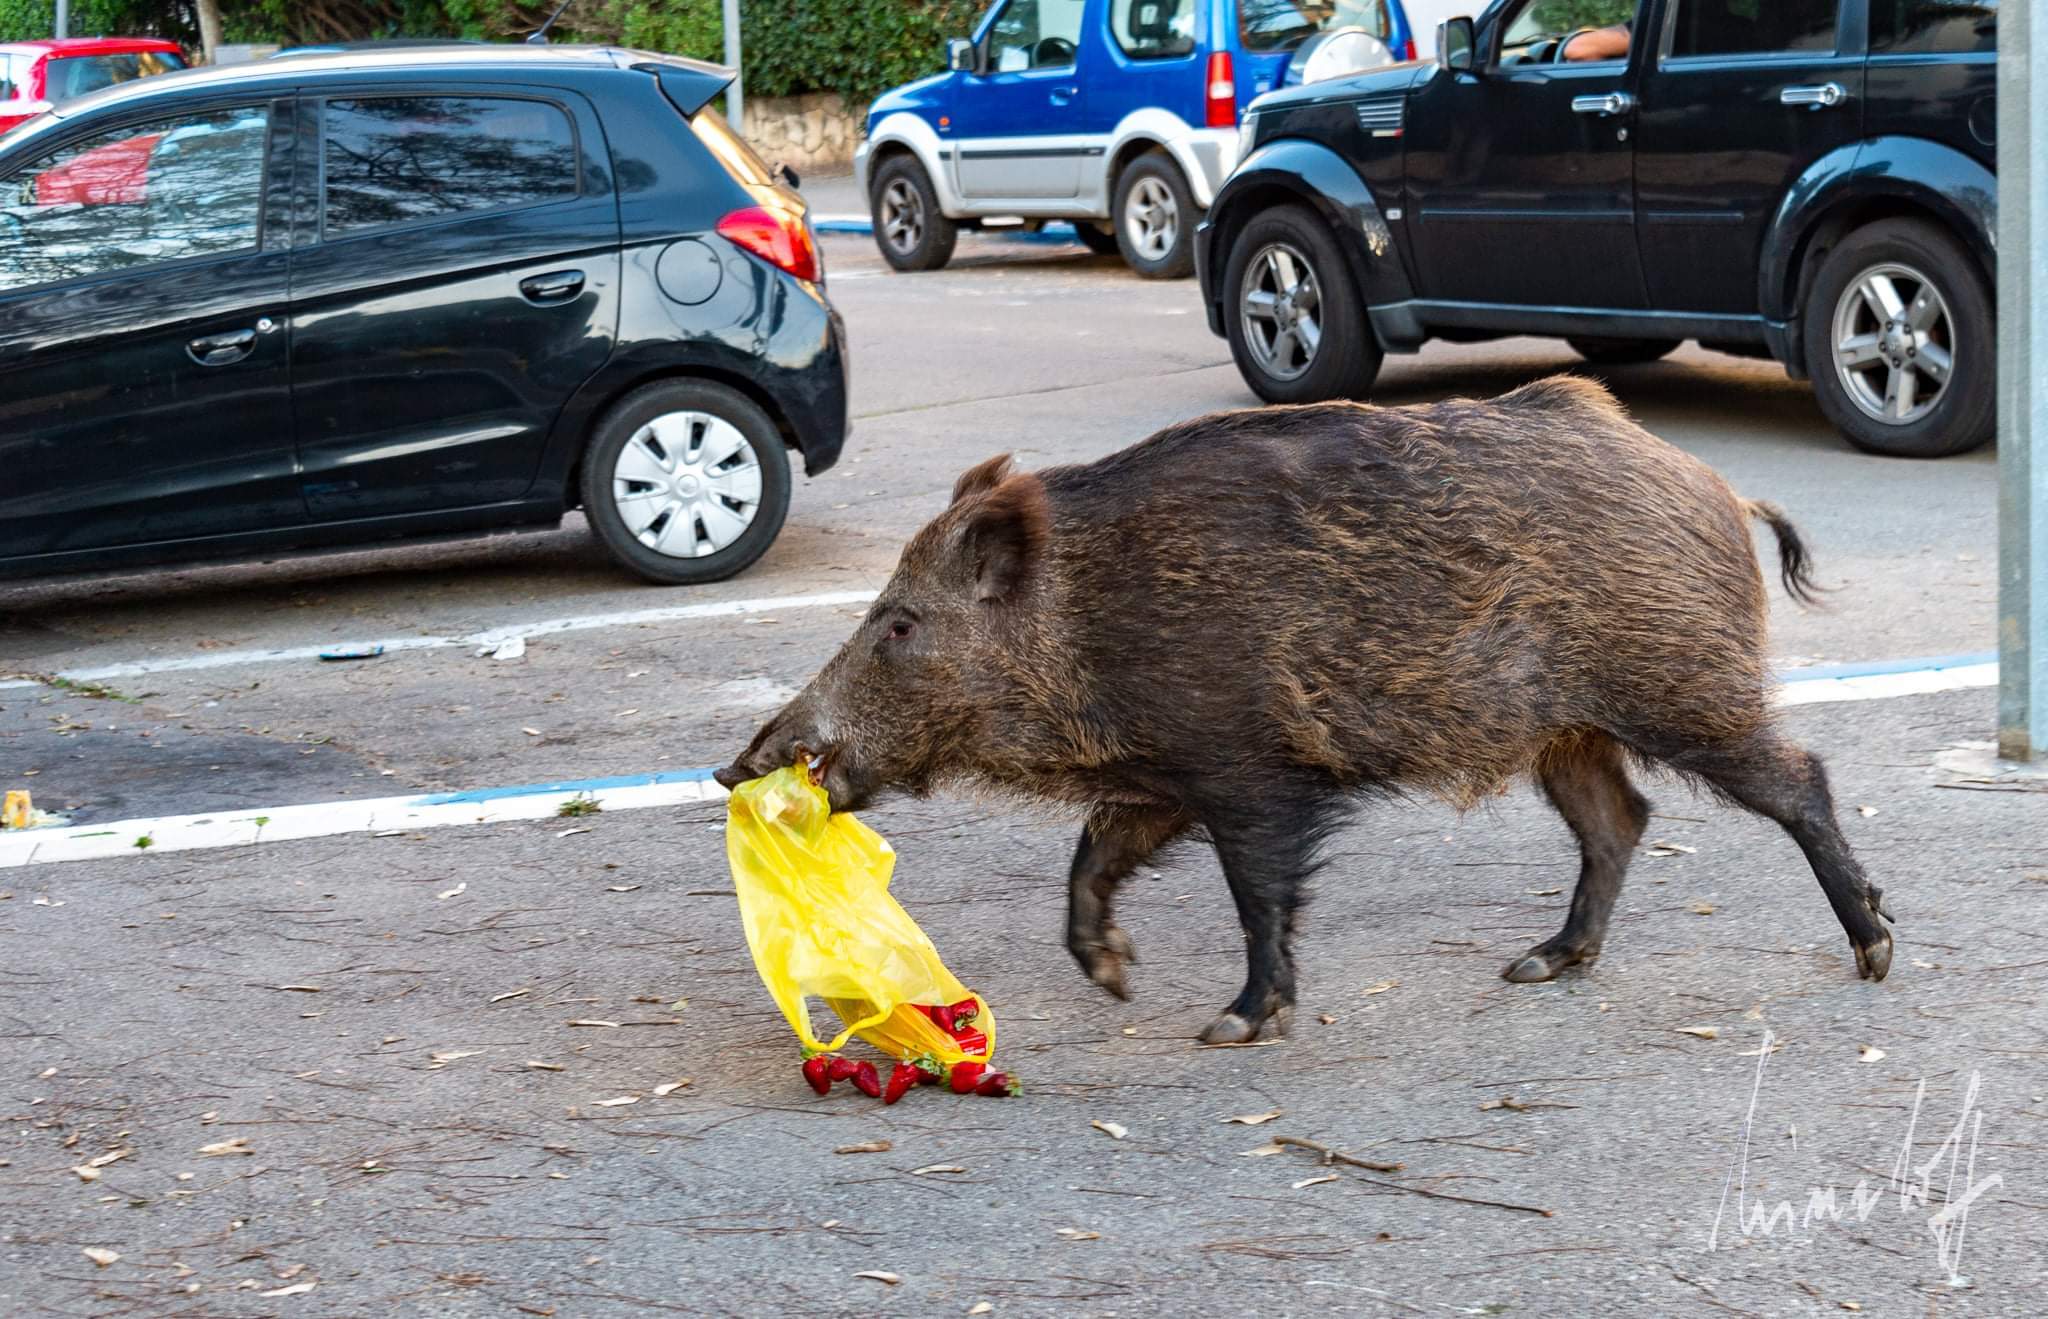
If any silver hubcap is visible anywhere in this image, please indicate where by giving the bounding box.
[1239,242,1322,381]
[879,179,924,255]
[1124,176,1179,262]
[611,411,762,559]
[1833,261,1953,426]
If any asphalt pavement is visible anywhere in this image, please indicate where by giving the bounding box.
[1,221,2039,1317]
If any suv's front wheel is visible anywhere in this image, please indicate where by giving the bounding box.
[581,380,792,585]
[1804,218,1994,458]
[1222,204,1380,404]
[871,155,958,272]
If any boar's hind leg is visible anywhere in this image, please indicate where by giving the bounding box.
[1068,806,1191,1001]
[1504,732,1649,983]
[1675,730,1896,981]
[1195,792,1338,1045]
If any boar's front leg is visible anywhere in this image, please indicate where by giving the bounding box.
[1195,788,1341,1045]
[1067,805,1190,1001]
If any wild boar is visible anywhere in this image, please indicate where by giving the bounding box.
[716,376,1894,1043]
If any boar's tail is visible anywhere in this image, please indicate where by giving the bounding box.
[1742,499,1823,606]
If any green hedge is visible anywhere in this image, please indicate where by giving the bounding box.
[0,1,982,111]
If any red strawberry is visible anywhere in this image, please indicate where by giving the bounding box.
[927,1002,958,1033]
[974,1071,1020,1098]
[825,1055,859,1082]
[949,1060,986,1094]
[800,1055,831,1096]
[947,997,980,1029]
[883,1062,919,1105]
[912,1051,946,1085]
[850,1060,882,1098]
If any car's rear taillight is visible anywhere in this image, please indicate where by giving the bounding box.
[1205,51,1236,128]
[716,204,820,283]
[1399,36,1416,62]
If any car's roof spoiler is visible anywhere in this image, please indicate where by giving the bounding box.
[632,57,733,117]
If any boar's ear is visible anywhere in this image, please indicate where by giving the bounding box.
[959,471,1050,604]
[951,453,1015,506]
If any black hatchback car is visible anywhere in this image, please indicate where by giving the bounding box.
[1197,0,1997,458]
[0,45,847,585]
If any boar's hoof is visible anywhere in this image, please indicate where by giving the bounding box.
[1853,928,1894,982]
[1198,1005,1290,1045]
[1071,925,1137,1001]
[1500,938,1596,984]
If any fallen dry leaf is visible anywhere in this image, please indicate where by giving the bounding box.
[910,1164,967,1176]
[969,1305,993,1316]
[652,1080,690,1097]
[1054,1228,1101,1241]
[1688,901,1717,915]
[592,1096,639,1108]
[1362,979,1398,995]
[259,1282,316,1298]
[1911,958,1936,970]
[490,989,531,1003]
[1292,1174,1340,1189]
[853,1271,900,1285]
[273,984,322,993]
[1675,1026,1720,1040]
[1859,1045,1886,1063]
[197,1137,252,1157]
[1647,840,1698,856]
[606,884,641,893]
[556,827,591,838]
[1857,806,1879,818]
[1223,1110,1282,1125]
[566,1019,621,1029]
[1090,1120,1127,1141]
[1528,887,1563,897]
[1479,1096,1528,1112]
[436,882,466,900]
[835,1140,893,1155]
[1239,1142,1286,1157]
[85,1149,130,1169]
[1317,1014,1337,1025]
[82,1247,119,1268]
[521,727,542,737]
[525,1060,565,1071]
[428,1050,482,1067]
[72,1166,101,1182]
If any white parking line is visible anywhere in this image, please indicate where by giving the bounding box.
[0,654,2006,869]
[0,589,881,690]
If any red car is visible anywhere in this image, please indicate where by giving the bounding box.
[0,37,186,137]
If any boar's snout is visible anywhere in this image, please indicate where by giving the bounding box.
[714,699,839,795]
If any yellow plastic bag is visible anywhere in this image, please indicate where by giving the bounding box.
[725,765,995,1066]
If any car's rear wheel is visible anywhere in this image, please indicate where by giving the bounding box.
[581,380,792,585]
[871,155,957,272]
[1568,336,1681,365]
[1114,150,1196,279]
[1804,218,1993,458]
[1223,204,1380,404]
[1073,221,1121,256]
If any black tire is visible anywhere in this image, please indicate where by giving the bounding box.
[1222,203,1381,404]
[1113,150,1197,279]
[1803,218,1994,458]
[870,155,957,273]
[1073,221,1121,256]
[1568,336,1681,365]
[580,380,792,586]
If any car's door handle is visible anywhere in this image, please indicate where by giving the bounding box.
[1570,91,1635,116]
[186,328,257,367]
[1780,82,1847,109]
[1049,85,1077,106]
[520,270,586,304]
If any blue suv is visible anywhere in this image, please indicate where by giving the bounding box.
[855,0,1416,278]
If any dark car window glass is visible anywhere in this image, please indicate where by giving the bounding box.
[322,96,578,235]
[43,51,187,105]
[0,105,267,294]
[987,0,1087,71]
[1239,0,1392,52]
[1669,0,1838,57]
[1113,0,1196,59]
[1501,0,1636,56]
[1870,0,1995,54]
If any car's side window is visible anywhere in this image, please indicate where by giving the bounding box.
[321,95,578,238]
[986,0,1088,72]
[1113,0,1196,59]
[1498,0,1639,64]
[1667,0,1838,59]
[1869,0,1995,55]
[0,105,269,295]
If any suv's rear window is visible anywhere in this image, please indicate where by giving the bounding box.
[44,51,186,105]
[1668,0,1838,58]
[1239,0,1392,52]
[1870,0,1995,54]
[1113,0,1197,59]
[322,95,578,235]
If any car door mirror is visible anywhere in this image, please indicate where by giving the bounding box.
[1439,17,1476,73]
[947,38,978,74]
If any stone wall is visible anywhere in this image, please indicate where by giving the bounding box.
[742,93,862,174]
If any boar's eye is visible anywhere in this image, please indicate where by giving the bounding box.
[886,618,915,641]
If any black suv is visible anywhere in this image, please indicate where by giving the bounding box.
[1197,0,1997,458]
[0,45,847,586]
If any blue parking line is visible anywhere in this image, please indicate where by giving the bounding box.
[414,767,719,806]
[1777,650,1996,683]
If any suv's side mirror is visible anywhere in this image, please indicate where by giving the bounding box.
[1439,17,1476,73]
[947,38,978,74]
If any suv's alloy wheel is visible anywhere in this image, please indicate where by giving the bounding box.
[870,156,958,272]
[1221,204,1380,404]
[1829,261,1951,426]
[1239,241,1323,382]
